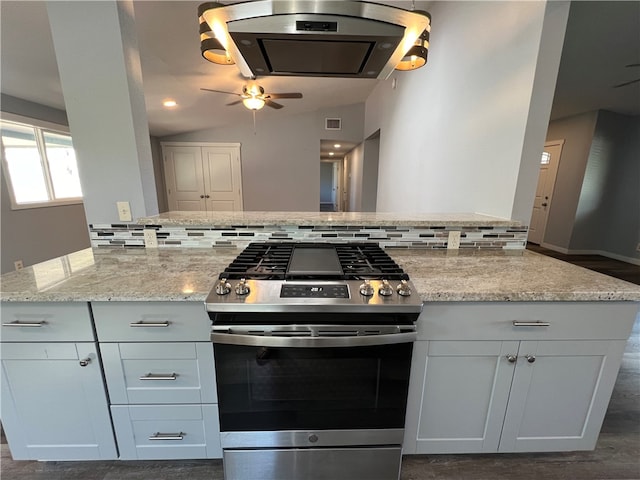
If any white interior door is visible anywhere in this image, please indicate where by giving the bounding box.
[202,145,243,211]
[162,146,206,211]
[528,140,564,244]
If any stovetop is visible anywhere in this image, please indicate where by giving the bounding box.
[218,242,409,281]
[206,242,423,314]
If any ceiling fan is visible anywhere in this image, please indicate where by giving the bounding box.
[612,63,640,88]
[201,83,303,110]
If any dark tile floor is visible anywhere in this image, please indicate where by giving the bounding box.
[2,250,639,479]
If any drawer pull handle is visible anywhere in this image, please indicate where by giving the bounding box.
[2,321,46,327]
[129,321,171,328]
[512,321,550,327]
[149,432,185,441]
[139,373,178,381]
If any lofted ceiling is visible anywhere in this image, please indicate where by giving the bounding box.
[1,1,638,140]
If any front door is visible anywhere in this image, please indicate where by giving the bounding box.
[528,140,564,244]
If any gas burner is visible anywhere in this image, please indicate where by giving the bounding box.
[218,242,409,281]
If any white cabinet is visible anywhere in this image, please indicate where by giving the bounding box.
[0,303,117,460]
[93,301,222,460]
[404,302,638,454]
[499,339,625,452]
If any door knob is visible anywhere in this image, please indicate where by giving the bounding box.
[200,195,205,199]
[79,357,91,367]
[205,195,210,198]
[525,354,536,363]
[505,354,517,363]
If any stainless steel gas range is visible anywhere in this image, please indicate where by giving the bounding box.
[205,242,422,480]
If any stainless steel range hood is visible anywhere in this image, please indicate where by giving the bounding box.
[200,1,431,79]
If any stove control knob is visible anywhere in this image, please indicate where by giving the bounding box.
[359,280,375,297]
[215,278,231,295]
[378,279,394,297]
[235,278,250,296]
[396,280,412,297]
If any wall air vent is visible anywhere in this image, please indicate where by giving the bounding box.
[325,118,342,131]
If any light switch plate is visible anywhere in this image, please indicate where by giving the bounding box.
[116,201,132,222]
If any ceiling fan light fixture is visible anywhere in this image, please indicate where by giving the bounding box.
[395,29,430,71]
[242,97,266,110]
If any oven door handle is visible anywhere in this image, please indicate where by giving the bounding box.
[211,331,417,348]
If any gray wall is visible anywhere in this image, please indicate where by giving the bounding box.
[570,111,640,261]
[361,133,380,212]
[0,95,90,273]
[544,111,598,248]
[161,103,365,212]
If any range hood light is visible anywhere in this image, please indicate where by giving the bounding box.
[199,20,235,65]
[198,3,235,65]
[395,29,429,71]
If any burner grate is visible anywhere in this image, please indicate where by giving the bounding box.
[219,242,409,281]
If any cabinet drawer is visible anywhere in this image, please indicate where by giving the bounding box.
[0,302,94,342]
[92,302,210,342]
[101,343,217,404]
[418,302,638,341]
[111,404,221,460]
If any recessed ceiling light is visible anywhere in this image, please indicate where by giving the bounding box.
[334,144,341,148]
[163,100,177,108]
[329,152,335,156]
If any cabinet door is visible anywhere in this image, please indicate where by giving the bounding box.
[0,343,117,460]
[499,340,626,452]
[404,340,518,454]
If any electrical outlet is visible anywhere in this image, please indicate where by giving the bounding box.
[143,229,158,248]
[14,260,23,271]
[116,201,132,222]
[447,231,461,250]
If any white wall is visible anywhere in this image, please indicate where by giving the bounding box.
[162,103,365,212]
[47,1,158,223]
[366,1,569,221]
[544,111,598,248]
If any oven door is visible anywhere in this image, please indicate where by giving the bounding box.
[211,325,415,448]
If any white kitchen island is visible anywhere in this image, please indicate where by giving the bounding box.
[1,218,639,461]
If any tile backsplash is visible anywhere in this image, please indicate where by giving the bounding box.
[90,223,528,250]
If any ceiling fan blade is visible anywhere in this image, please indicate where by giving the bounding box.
[612,78,640,88]
[265,99,284,109]
[200,88,242,97]
[226,99,243,106]
[267,92,303,99]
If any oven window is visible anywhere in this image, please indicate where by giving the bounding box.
[213,343,413,432]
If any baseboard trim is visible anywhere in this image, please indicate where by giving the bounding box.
[539,243,640,266]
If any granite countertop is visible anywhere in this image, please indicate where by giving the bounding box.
[136,211,522,228]
[2,247,639,303]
